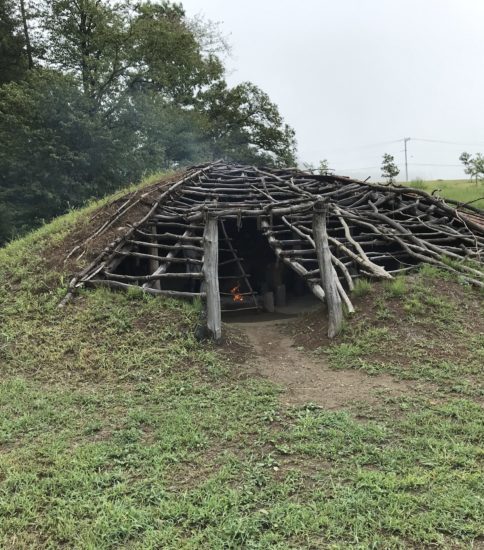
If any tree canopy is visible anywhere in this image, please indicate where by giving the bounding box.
[0,0,28,84]
[0,0,297,244]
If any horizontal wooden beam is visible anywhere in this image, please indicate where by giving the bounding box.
[86,279,205,298]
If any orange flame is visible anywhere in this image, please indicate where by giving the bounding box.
[230,282,244,303]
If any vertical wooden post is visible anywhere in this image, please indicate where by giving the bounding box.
[203,215,222,341]
[313,199,343,338]
[149,225,161,290]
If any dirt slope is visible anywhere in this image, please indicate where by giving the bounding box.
[232,318,418,408]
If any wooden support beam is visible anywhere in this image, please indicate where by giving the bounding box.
[261,219,326,302]
[65,162,484,309]
[142,230,193,290]
[128,240,203,253]
[87,279,205,299]
[203,215,222,341]
[135,231,203,242]
[149,225,161,290]
[116,250,201,263]
[313,200,344,338]
[104,271,203,281]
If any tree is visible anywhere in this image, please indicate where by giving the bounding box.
[318,159,331,174]
[0,0,28,84]
[29,1,296,167]
[0,70,128,240]
[381,153,399,183]
[0,1,298,243]
[459,152,484,185]
[199,81,297,166]
[19,0,34,69]
[42,0,226,109]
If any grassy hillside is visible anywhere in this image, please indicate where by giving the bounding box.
[407,178,484,208]
[0,178,483,548]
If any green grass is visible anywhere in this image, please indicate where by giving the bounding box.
[0,178,483,548]
[324,267,483,395]
[352,278,372,297]
[407,178,484,208]
[383,275,407,297]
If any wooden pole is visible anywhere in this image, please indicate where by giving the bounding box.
[203,215,222,341]
[313,199,343,338]
[149,225,161,290]
[142,230,192,290]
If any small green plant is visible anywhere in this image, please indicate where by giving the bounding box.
[440,255,462,270]
[375,299,393,320]
[384,276,407,297]
[353,278,372,297]
[126,285,145,300]
[403,296,425,314]
[419,263,440,278]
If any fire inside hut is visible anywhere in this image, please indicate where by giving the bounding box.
[63,161,484,340]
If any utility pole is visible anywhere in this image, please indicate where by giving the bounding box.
[403,137,411,182]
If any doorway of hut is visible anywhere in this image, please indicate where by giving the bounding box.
[219,218,320,321]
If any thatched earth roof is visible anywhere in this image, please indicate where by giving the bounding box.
[62,161,484,310]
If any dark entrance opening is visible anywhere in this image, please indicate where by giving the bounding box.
[108,217,319,317]
[219,218,313,315]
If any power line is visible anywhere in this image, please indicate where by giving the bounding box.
[312,137,484,158]
[337,166,381,171]
[337,162,463,172]
[408,162,462,167]
[411,137,484,147]
[305,139,404,156]
[318,135,483,177]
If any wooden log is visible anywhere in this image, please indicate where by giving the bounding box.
[334,206,392,279]
[128,240,203,253]
[280,214,355,293]
[313,200,344,338]
[104,271,203,281]
[143,230,193,290]
[218,275,252,280]
[261,220,326,302]
[134,231,203,242]
[203,215,222,341]
[117,251,202,263]
[219,257,244,266]
[187,200,314,222]
[86,279,205,298]
[275,284,286,307]
[263,291,275,312]
[149,225,161,290]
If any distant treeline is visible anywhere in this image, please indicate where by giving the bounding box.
[0,0,297,244]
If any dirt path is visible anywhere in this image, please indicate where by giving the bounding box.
[232,318,416,409]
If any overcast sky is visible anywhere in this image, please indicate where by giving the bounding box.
[181,0,484,181]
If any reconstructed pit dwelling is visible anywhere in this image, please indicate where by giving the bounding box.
[66,161,484,339]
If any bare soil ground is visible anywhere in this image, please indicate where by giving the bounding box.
[230,317,418,408]
[44,170,184,276]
